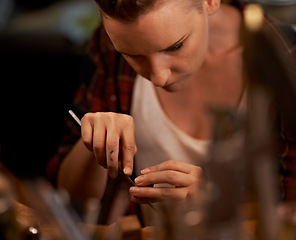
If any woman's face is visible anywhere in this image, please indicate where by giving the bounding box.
[103,0,210,92]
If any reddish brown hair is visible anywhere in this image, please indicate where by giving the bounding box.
[95,0,203,21]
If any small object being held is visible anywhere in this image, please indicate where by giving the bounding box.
[68,110,131,179]
[68,110,157,212]
[118,166,136,187]
[68,110,81,126]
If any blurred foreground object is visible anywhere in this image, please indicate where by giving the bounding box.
[0,172,19,240]
[244,3,296,239]
[154,4,296,240]
[0,163,154,240]
[251,0,296,24]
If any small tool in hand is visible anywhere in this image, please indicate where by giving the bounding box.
[68,110,157,212]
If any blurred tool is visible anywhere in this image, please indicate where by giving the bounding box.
[243,3,296,240]
[204,108,247,240]
[252,0,296,24]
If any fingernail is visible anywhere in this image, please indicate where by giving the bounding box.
[135,176,143,184]
[141,168,150,174]
[130,187,139,194]
[124,167,132,176]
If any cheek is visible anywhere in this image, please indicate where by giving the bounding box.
[171,46,207,75]
[171,28,209,75]
[181,35,208,73]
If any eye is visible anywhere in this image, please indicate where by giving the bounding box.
[121,53,131,58]
[166,41,184,53]
[121,53,141,59]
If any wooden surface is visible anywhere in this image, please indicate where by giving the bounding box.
[1,163,295,240]
[15,201,154,240]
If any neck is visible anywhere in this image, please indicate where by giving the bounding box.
[207,4,242,55]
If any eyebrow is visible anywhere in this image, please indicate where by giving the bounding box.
[118,33,189,57]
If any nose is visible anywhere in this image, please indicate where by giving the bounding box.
[149,55,171,87]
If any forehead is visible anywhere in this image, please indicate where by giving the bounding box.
[103,0,200,55]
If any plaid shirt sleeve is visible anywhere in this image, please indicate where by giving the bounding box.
[46,24,136,186]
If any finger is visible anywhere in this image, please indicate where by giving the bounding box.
[129,186,187,201]
[130,195,144,204]
[141,160,193,175]
[135,170,193,187]
[130,195,157,204]
[81,114,95,151]
[92,121,107,168]
[106,130,120,178]
[121,117,137,176]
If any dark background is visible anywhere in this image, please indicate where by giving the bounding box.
[0,0,94,179]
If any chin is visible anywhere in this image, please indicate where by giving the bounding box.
[162,76,192,92]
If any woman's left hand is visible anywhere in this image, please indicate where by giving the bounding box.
[129,160,204,203]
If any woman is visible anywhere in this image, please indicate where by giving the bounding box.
[49,0,296,225]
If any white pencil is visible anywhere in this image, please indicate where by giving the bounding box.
[68,110,81,126]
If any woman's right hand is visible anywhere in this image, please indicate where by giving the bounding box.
[81,112,137,178]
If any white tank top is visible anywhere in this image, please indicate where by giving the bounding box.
[130,75,246,225]
[131,75,210,177]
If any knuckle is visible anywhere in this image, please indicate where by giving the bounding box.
[103,112,116,119]
[167,171,177,182]
[195,167,204,181]
[155,164,160,172]
[123,144,136,153]
[121,114,135,127]
[161,188,173,198]
[82,112,106,125]
[105,113,134,129]
[103,112,119,121]
[82,112,95,123]
[81,112,91,120]
[196,166,203,174]
[97,112,115,125]
[93,139,105,151]
[166,159,177,168]
[123,114,134,122]
[192,166,203,177]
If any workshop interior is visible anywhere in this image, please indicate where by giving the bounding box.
[0,0,296,239]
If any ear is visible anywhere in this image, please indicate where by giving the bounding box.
[204,0,221,15]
